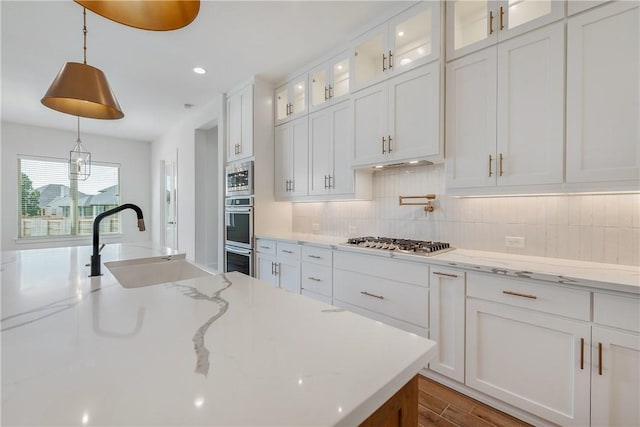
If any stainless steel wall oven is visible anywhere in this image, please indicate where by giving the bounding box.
[224,196,253,276]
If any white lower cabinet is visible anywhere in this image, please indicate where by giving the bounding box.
[428,268,465,383]
[300,246,333,304]
[333,251,429,337]
[255,239,301,293]
[466,298,591,426]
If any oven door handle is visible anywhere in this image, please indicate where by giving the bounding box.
[224,207,253,213]
[225,247,253,256]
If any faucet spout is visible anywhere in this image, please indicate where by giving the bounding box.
[90,203,145,277]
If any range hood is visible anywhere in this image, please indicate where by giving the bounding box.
[372,159,433,169]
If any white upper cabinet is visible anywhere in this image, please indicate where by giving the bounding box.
[275,74,307,126]
[309,51,350,113]
[275,117,308,200]
[352,62,441,168]
[351,2,440,92]
[566,1,639,186]
[446,22,564,191]
[226,84,253,163]
[446,0,564,61]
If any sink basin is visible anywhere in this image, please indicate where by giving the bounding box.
[105,254,211,288]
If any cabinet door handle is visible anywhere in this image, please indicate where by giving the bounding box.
[328,84,333,98]
[290,179,294,192]
[502,290,537,299]
[328,175,333,189]
[489,154,493,177]
[580,338,584,370]
[324,86,329,101]
[271,261,275,275]
[499,6,505,31]
[598,342,603,375]
[260,245,271,250]
[307,277,321,282]
[433,271,458,278]
[499,153,504,176]
[388,50,393,69]
[324,175,328,189]
[489,10,494,34]
[382,53,387,71]
[388,135,393,153]
[307,255,321,259]
[382,136,387,154]
[361,291,384,300]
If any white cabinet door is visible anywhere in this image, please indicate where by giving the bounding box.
[429,268,465,383]
[256,253,278,286]
[309,52,350,113]
[591,326,640,427]
[445,47,497,188]
[496,22,564,186]
[466,299,591,426]
[352,82,389,167]
[226,84,253,163]
[308,108,332,196]
[278,260,301,294]
[329,101,355,195]
[566,2,639,184]
[275,117,308,200]
[275,76,307,126]
[388,62,441,162]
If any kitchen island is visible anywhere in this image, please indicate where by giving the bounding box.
[1,243,436,426]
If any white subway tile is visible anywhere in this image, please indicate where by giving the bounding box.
[556,197,569,226]
[605,196,620,227]
[566,226,581,261]
[545,225,558,258]
[592,195,605,226]
[525,224,546,256]
[545,197,558,225]
[578,226,592,261]
[618,195,633,227]
[590,226,605,263]
[632,229,640,266]
[632,194,640,228]
[568,196,581,226]
[617,228,634,266]
[580,196,593,226]
[604,227,619,264]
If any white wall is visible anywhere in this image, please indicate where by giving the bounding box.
[150,95,225,264]
[194,126,219,269]
[292,164,640,266]
[1,121,152,251]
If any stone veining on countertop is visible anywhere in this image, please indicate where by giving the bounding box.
[170,274,233,376]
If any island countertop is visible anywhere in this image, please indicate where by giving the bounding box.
[1,243,435,426]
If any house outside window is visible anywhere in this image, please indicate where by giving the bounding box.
[18,156,121,238]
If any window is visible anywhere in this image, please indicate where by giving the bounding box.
[18,156,121,239]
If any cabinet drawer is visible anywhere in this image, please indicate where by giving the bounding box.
[466,273,591,321]
[301,262,332,297]
[301,246,333,267]
[594,293,640,333]
[276,242,301,261]
[334,269,429,328]
[256,239,277,256]
[334,251,429,287]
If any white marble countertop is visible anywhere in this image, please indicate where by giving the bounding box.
[256,233,640,294]
[1,243,435,426]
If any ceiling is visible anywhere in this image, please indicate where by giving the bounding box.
[1,1,411,142]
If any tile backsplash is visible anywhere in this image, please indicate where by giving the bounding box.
[292,164,640,266]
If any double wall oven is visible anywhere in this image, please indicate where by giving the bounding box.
[224,161,254,276]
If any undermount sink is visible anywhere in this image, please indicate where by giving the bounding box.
[104,254,211,288]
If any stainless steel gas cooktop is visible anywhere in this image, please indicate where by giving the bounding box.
[344,237,454,256]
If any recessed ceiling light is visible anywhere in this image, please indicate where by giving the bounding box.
[398,31,405,37]
[193,67,206,75]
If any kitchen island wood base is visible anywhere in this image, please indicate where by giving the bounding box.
[360,375,418,427]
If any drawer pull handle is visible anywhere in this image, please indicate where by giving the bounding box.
[281,250,294,254]
[502,290,537,300]
[307,277,321,282]
[433,271,458,278]
[308,255,322,259]
[361,291,384,300]
[580,338,584,370]
[598,342,603,376]
[260,246,271,250]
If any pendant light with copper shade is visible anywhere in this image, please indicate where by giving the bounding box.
[41,8,124,120]
[74,0,200,31]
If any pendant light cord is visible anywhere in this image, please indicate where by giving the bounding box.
[77,116,81,143]
[82,7,87,65]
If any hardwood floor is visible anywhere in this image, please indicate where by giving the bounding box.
[417,375,533,427]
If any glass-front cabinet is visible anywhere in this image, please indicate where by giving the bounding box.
[309,51,350,113]
[446,0,564,61]
[351,1,440,92]
[275,74,307,125]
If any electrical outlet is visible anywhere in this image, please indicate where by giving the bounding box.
[505,236,525,248]
[312,223,320,233]
[348,225,357,235]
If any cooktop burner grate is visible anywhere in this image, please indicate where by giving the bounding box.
[345,236,454,256]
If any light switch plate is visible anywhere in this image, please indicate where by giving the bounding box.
[505,236,525,248]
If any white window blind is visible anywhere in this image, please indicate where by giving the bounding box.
[18,156,121,239]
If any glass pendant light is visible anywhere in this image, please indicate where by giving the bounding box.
[70,117,91,181]
[41,8,124,120]
[74,0,200,31]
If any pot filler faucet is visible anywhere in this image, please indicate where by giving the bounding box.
[90,203,145,277]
